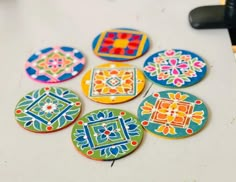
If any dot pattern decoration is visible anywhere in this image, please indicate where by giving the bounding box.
[137,90,208,139]
[71,108,144,161]
[81,62,145,104]
[15,87,82,133]
[92,28,150,61]
[25,46,86,83]
[143,49,207,88]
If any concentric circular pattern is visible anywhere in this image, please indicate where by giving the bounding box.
[81,62,145,104]
[25,46,85,83]
[137,90,208,139]
[143,49,207,88]
[92,28,150,61]
[71,108,144,161]
[15,87,82,133]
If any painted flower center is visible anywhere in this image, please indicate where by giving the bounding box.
[42,103,57,113]
[104,130,111,135]
[47,105,52,110]
[113,39,129,48]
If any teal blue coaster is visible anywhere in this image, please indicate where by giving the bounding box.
[143,49,207,88]
[137,90,208,139]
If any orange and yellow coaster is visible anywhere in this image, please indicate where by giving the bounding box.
[92,28,150,61]
[71,108,144,161]
[15,87,82,133]
[81,62,145,104]
[137,90,208,139]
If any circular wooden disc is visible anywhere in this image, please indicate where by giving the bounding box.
[15,87,82,133]
[25,46,85,83]
[137,90,208,139]
[81,62,145,104]
[71,108,144,161]
[92,28,150,61]
[143,49,207,88]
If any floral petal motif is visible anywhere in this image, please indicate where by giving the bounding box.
[169,58,177,66]
[145,65,156,72]
[165,50,176,57]
[110,146,119,156]
[141,101,154,115]
[193,61,205,68]
[97,134,107,143]
[169,126,176,134]
[174,77,184,87]
[156,124,176,135]
[192,111,204,125]
[158,72,169,80]
[154,57,164,64]
[117,32,132,39]
[168,92,188,101]
[156,125,165,132]
[161,65,171,70]
[177,63,188,69]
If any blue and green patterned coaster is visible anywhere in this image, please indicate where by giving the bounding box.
[143,49,207,88]
[92,28,150,61]
[15,87,82,133]
[137,90,208,139]
[25,46,85,83]
[71,108,144,161]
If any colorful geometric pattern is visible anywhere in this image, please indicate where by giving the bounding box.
[92,28,150,61]
[15,87,82,133]
[143,49,207,88]
[71,108,144,160]
[81,63,145,104]
[25,46,85,83]
[137,90,208,139]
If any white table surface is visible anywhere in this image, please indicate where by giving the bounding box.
[1,0,236,181]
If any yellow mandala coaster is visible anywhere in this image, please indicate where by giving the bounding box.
[81,63,145,104]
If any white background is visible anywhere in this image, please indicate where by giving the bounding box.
[1,0,236,181]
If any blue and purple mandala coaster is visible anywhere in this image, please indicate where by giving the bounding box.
[15,87,82,133]
[92,28,150,61]
[25,46,85,83]
[143,49,207,88]
[71,109,144,161]
[137,90,208,139]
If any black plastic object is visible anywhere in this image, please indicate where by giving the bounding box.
[189,0,236,29]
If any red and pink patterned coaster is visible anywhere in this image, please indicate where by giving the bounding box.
[25,46,86,83]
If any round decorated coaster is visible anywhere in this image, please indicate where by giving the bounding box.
[92,28,150,61]
[81,62,145,104]
[71,108,144,161]
[25,46,86,83]
[143,49,207,88]
[137,90,208,139]
[15,87,82,133]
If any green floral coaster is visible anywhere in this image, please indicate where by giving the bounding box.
[71,108,144,161]
[137,90,208,139]
[15,87,82,133]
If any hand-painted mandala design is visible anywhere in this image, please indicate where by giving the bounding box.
[92,28,150,61]
[143,49,207,88]
[15,87,82,133]
[137,90,208,139]
[81,63,145,104]
[25,46,85,83]
[71,109,144,160]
